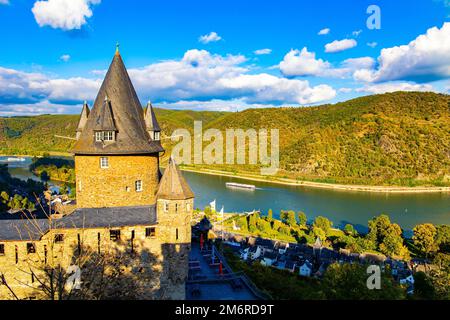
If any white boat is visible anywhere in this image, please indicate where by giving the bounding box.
[225,182,256,190]
[5,157,26,162]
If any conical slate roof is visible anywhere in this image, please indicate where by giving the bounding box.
[72,50,164,155]
[144,101,161,132]
[157,157,195,200]
[76,101,90,133]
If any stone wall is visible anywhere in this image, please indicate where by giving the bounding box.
[0,222,189,300]
[75,155,160,208]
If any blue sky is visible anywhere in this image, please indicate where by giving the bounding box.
[0,0,449,115]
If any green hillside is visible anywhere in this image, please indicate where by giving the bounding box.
[0,92,449,187]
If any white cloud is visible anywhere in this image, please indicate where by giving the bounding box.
[325,39,357,53]
[0,100,78,116]
[157,99,282,112]
[279,48,333,77]
[355,82,435,94]
[60,54,70,62]
[129,49,335,105]
[358,23,450,83]
[32,0,101,31]
[199,32,222,44]
[352,30,362,37]
[318,28,330,35]
[367,42,378,48]
[338,88,353,93]
[341,57,375,70]
[0,49,338,115]
[254,48,272,55]
[0,0,9,5]
[279,47,374,79]
[0,66,100,105]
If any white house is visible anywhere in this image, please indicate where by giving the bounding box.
[240,248,249,261]
[276,242,289,255]
[261,251,278,266]
[299,260,313,277]
[250,246,262,260]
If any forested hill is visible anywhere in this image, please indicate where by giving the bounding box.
[0,91,449,186]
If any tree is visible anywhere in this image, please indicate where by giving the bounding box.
[297,211,307,227]
[313,216,333,235]
[413,224,438,257]
[59,184,69,195]
[379,224,409,260]
[40,171,50,182]
[204,206,212,217]
[1,191,9,204]
[413,272,436,300]
[436,225,450,253]
[367,214,392,246]
[267,209,273,221]
[344,224,357,236]
[312,226,326,241]
[286,211,297,227]
[322,263,405,300]
[280,211,289,225]
[248,213,257,233]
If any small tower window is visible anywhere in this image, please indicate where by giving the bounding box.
[54,234,64,243]
[110,230,121,242]
[154,131,160,141]
[146,227,156,238]
[100,157,109,169]
[95,131,115,142]
[0,244,5,256]
[175,203,178,213]
[164,201,169,213]
[135,180,143,192]
[27,243,36,254]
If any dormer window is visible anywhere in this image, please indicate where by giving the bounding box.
[153,131,160,141]
[95,131,115,142]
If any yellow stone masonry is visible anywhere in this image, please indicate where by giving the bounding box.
[75,155,160,208]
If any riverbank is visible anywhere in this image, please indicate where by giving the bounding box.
[179,166,450,194]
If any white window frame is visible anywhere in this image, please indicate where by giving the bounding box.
[104,131,114,141]
[95,131,115,142]
[100,157,109,169]
[95,132,103,142]
[154,131,160,141]
[135,180,143,192]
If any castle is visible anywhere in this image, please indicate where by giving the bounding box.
[0,48,194,300]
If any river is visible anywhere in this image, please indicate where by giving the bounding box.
[2,156,449,231]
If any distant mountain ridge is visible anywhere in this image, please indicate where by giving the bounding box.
[0,91,449,187]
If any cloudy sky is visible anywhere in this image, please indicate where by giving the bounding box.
[0,0,449,116]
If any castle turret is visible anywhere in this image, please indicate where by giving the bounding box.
[76,101,90,140]
[72,48,164,208]
[144,101,161,142]
[156,156,194,294]
[156,157,194,242]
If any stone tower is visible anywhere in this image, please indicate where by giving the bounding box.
[156,156,194,296]
[72,49,164,209]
